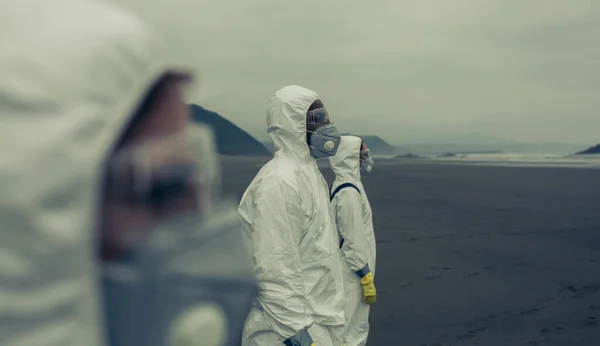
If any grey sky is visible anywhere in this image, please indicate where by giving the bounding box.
[110,0,599,145]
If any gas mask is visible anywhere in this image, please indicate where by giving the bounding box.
[306,107,341,158]
[360,149,374,174]
[101,125,257,346]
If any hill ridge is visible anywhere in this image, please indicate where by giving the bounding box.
[189,104,270,157]
[576,144,600,155]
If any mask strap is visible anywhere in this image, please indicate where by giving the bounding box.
[306,126,326,136]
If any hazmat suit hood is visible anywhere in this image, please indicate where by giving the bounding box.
[239,86,346,344]
[329,135,363,183]
[0,1,190,345]
[266,85,319,161]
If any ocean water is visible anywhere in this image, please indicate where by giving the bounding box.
[377,152,600,168]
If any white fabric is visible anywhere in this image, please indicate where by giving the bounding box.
[308,323,345,346]
[0,1,187,345]
[242,310,343,346]
[239,85,345,344]
[328,136,377,346]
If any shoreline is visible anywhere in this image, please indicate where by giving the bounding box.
[218,153,600,170]
[372,155,600,169]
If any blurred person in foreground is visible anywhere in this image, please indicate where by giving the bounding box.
[238,85,344,346]
[0,1,256,346]
[238,86,347,346]
[328,136,377,346]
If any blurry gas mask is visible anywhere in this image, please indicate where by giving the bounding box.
[360,148,374,174]
[306,107,341,158]
[102,124,257,346]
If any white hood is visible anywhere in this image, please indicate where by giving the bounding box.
[0,1,187,345]
[266,85,319,162]
[329,135,363,183]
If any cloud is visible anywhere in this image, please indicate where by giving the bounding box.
[109,0,599,144]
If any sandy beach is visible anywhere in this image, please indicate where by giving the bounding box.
[221,156,600,346]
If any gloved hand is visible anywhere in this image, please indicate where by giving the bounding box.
[360,272,377,305]
[283,327,314,346]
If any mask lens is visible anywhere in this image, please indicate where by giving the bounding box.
[306,107,330,125]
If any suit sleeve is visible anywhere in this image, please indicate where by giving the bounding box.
[247,179,311,339]
[334,188,371,277]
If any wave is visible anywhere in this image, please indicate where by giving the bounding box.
[382,152,600,168]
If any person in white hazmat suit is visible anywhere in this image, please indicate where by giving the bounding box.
[328,136,377,346]
[0,1,256,346]
[238,85,347,346]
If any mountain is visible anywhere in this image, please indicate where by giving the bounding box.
[341,134,397,155]
[404,142,584,155]
[395,133,584,155]
[396,132,513,145]
[189,104,270,157]
[358,135,396,155]
[576,144,600,155]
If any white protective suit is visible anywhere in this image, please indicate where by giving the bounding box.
[328,136,377,346]
[239,85,346,346]
[0,1,191,345]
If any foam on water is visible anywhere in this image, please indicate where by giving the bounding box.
[381,152,600,168]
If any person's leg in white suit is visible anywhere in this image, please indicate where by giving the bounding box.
[342,275,371,346]
[243,306,347,346]
[309,323,346,346]
[343,303,370,346]
[242,307,284,346]
[327,324,346,346]
[308,323,333,346]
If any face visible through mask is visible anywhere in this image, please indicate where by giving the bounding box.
[305,100,341,158]
[360,141,374,175]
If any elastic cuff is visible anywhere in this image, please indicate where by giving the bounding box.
[355,263,371,278]
[283,327,314,346]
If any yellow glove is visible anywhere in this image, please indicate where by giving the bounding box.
[360,272,377,305]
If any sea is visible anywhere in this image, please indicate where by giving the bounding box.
[375,152,600,169]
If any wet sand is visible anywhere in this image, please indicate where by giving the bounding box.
[221,156,600,346]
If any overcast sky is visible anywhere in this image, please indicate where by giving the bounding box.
[110,0,599,145]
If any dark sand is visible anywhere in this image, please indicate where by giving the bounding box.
[221,157,600,346]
